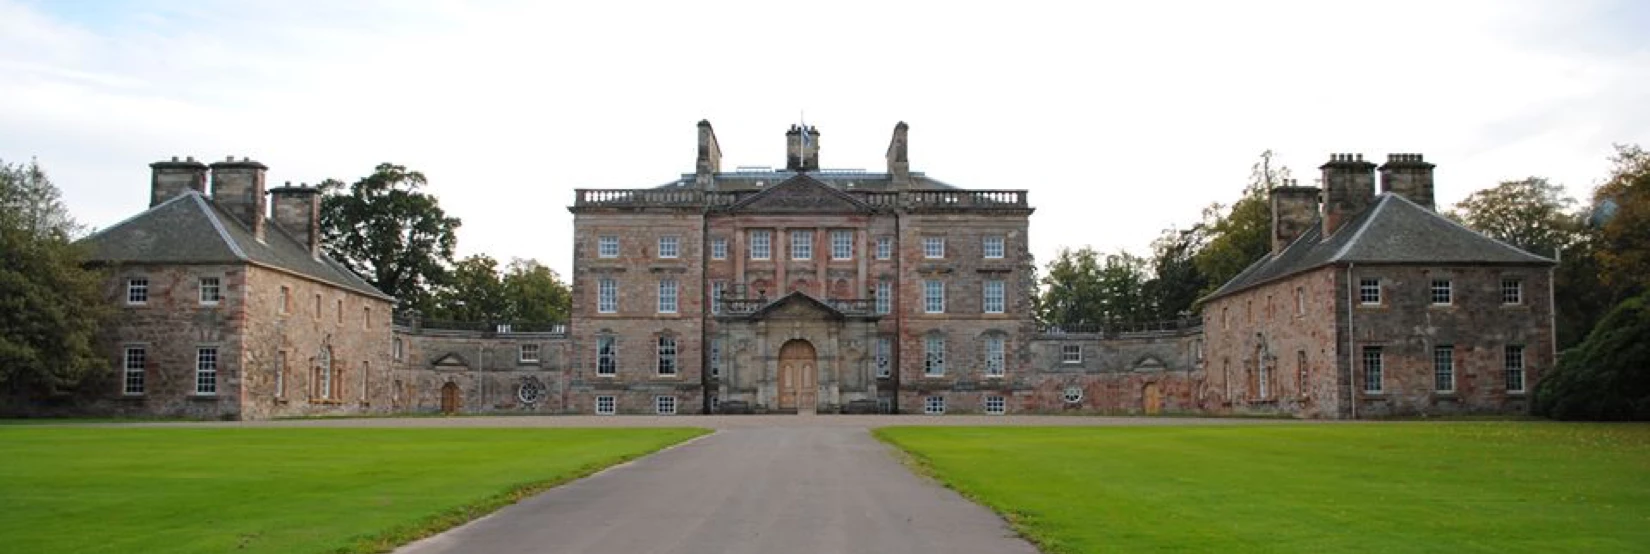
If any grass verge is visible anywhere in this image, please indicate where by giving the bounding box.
[0,427,707,553]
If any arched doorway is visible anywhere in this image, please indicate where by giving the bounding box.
[440,382,461,415]
[778,340,817,414]
[1143,382,1163,415]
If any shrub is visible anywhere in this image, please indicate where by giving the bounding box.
[1534,291,1650,420]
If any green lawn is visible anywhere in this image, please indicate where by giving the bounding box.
[0,427,707,553]
[877,423,1650,554]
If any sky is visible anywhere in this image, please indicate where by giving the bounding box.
[3,0,1647,279]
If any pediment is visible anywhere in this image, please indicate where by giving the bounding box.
[728,175,871,214]
[750,291,846,321]
[431,352,471,370]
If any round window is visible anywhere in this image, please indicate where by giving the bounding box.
[517,378,546,404]
[1062,386,1084,404]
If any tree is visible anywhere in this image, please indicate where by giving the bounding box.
[0,158,109,397]
[500,258,571,324]
[1143,225,1209,320]
[432,254,507,323]
[1193,151,1287,295]
[1533,289,1650,420]
[1448,177,1579,258]
[1592,144,1650,296]
[318,164,461,314]
[1037,247,1150,328]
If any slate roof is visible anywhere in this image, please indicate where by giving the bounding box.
[79,192,393,301]
[1202,193,1555,303]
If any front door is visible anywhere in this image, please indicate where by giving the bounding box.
[440,382,461,415]
[1143,382,1163,415]
[778,340,817,414]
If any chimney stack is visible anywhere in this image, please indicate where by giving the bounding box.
[886,121,911,186]
[268,181,323,257]
[1378,153,1436,211]
[209,156,269,241]
[1320,153,1377,236]
[1269,179,1321,253]
[695,120,722,189]
[785,124,820,171]
[149,156,208,207]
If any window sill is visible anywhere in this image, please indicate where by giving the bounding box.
[117,394,145,401]
[1506,391,1527,396]
[189,395,218,401]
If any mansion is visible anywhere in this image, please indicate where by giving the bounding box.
[7,121,1555,420]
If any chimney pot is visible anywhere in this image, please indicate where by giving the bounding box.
[171,156,179,162]
[186,156,195,162]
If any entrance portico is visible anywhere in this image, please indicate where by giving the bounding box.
[715,291,882,414]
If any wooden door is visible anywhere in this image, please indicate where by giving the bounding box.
[778,340,816,413]
[1143,382,1163,415]
[440,382,461,415]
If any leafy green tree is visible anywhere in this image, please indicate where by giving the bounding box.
[1448,177,1579,258]
[0,158,109,397]
[1193,151,1287,295]
[500,258,571,324]
[1592,144,1650,296]
[318,164,461,314]
[1533,289,1650,420]
[433,254,508,322]
[1038,247,1150,328]
[1143,226,1208,320]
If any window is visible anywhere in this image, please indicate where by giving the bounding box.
[709,339,721,379]
[1296,350,1307,398]
[597,278,617,313]
[923,237,945,259]
[199,277,221,305]
[336,299,344,324]
[924,395,946,415]
[710,396,721,414]
[195,347,218,395]
[875,281,892,314]
[924,335,946,376]
[596,336,617,376]
[876,236,893,260]
[314,294,322,318]
[1061,343,1082,364]
[657,236,679,259]
[1222,307,1229,329]
[923,280,945,313]
[657,279,678,313]
[598,235,619,258]
[275,350,286,398]
[1359,278,1381,305]
[392,338,404,361]
[656,336,677,376]
[655,395,678,415]
[317,346,333,400]
[750,230,771,260]
[1063,386,1084,404]
[983,236,1005,259]
[791,230,813,260]
[1258,359,1270,399]
[1362,346,1383,393]
[595,395,616,415]
[711,238,727,260]
[126,278,148,305]
[519,343,541,363]
[363,307,371,329]
[875,337,891,378]
[985,336,1005,377]
[710,281,724,315]
[1505,345,1525,393]
[983,280,1005,314]
[1434,345,1455,392]
[122,346,145,395]
[984,395,1006,415]
[1431,279,1452,305]
[831,230,853,260]
[1295,287,1305,316]
[1502,278,1523,305]
[278,286,290,314]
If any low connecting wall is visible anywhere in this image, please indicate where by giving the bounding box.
[1020,328,1205,414]
[390,324,571,415]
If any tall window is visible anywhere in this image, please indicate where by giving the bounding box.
[519,343,541,363]
[1295,287,1305,316]
[598,235,619,258]
[983,236,1005,259]
[317,346,333,400]
[1362,346,1383,393]
[122,346,145,395]
[1296,350,1308,397]
[1431,279,1452,305]
[1061,343,1082,364]
[597,278,617,313]
[923,237,945,259]
[923,280,945,313]
[278,286,290,314]
[126,278,148,305]
[984,395,1006,415]
[656,336,677,376]
[876,236,893,260]
[199,277,221,305]
[831,230,853,260]
[393,337,404,361]
[875,281,892,314]
[711,238,727,260]
[924,335,946,376]
[1434,345,1455,392]
[924,395,946,415]
[791,230,813,260]
[1359,278,1381,305]
[875,337,891,378]
[657,236,680,259]
[1258,359,1271,399]
[709,339,721,378]
[710,281,724,315]
[657,279,678,313]
[195,347,218,395]
[1505,345,1525,393]
[275,350,286,398]
[655,395,678,415]
[314,293,322,318]
[1501,278,1523,305]
[596,336,617,376]
[336,299,343,324]
[750,230,771,260]
[983,280,1005,314]
[985,336,1005,377]
[595,395,616,415]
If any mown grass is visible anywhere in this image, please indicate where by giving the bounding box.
[877,423,1650,553]
[0,427,707,553]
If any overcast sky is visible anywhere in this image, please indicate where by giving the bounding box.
[3,0,1647,278]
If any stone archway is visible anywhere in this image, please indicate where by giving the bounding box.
[778,339,817,414]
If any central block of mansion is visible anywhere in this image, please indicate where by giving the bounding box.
[46,121,1555,420]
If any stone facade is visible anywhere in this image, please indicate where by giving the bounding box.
[388,323,570,414]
